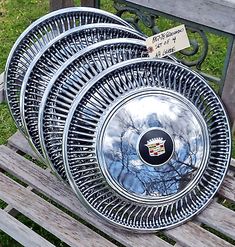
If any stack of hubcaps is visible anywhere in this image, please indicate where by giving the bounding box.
[5,7,231,232]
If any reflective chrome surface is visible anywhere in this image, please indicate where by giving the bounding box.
[19,24,145,161]
[4,7,231,232]
[39,38,148,180]
[5,7,133,133]
[63,58,231,231]
[98,91,208,203]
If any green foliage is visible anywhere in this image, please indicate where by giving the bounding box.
[0,230,23,247]
[0,103,17,144]
[218,197,235,212]
[0,0,49,72]
[201,224,235,245]
[23,154,47,169]
[0,199,7,209]
[15,214,69,247]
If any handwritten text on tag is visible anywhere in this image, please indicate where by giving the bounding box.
[145,25,190,58]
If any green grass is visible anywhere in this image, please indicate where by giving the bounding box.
[0,0,234,246]
[0,0,49,71]
[0,199,7,209]
[23,154,47,169]
[201,224,235,245]
[0,231,22,247]
[16,213,69,247]
[0,103,17,144]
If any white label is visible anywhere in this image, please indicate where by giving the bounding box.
[145,24,190,58]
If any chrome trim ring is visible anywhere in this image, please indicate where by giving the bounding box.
[5,7,133,133]
[63,58,231,231]
[39,38,149,180]
[97,90,209,204]
[20,24,145,160]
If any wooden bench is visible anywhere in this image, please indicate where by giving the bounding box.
[0,131,234,246]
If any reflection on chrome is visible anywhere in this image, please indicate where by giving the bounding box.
[102,94,204,199]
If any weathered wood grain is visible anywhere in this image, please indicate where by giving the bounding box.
[7,131,39,160]
[222,40,235,132]
[218,174,235,202]
[0,171,117,247]
[7,132,235,201]
[166,221,234,247]
[197,200,235,240]
[124,0,235,35]
[175,244,185,247]
[50,0,74,11]
[230,158,235,170]
[1,144,234,246]
[4,186,33,217]
[0,145,172,247]
[3,133,235,246]
[0,209,55,247]
[4,205,19,217]
[81,0,99,8]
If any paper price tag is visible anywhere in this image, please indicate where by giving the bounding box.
[145,25,190,58]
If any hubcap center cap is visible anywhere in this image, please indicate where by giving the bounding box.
[137,128,174,166]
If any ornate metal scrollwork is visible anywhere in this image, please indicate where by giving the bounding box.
[114,0,160,34]
[179,26,209,70]
[114,0,212,79]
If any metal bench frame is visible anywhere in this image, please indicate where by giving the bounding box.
[82,0,235,132]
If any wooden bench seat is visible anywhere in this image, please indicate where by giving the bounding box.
[0,131,234,247]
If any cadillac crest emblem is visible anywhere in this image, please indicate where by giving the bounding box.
[145,138,166,157]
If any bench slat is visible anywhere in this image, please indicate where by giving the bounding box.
[218,175,235,202]
[0,144,234,246]
[7,131,39,160]
[9,130,235,173]
[166,221,234,247]
[2,132,235,246]
[0,143,234,244]
[7,132,235,197]
[124,0,235,35]
[231,157,235,169]
[0,171,117,247]
[0,209,55,247]
[6,132,235,202]
[197,201,235,240]
[0,145,172,247]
